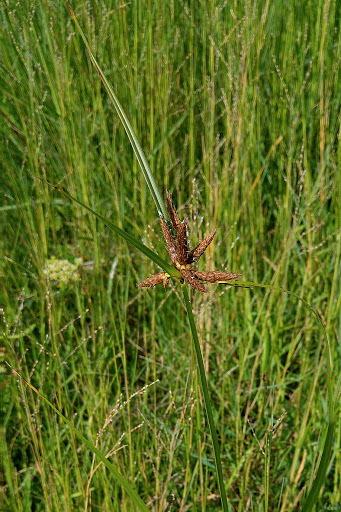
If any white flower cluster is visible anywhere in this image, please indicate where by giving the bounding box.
[44,256,83,286]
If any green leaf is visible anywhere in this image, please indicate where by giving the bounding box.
[8,365,150,512]
[300,420,336,512]
[45,181,178,277]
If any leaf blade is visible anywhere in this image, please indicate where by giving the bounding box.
[66,1,167,218]
[43,180,177,276]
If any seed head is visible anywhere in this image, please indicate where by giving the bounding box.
[137,194,241,293]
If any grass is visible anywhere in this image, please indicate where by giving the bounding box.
[1,0,340,511]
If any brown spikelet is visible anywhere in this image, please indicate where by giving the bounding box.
[138,192,241,294]
[188,228,217,263]
[160,217,177,265]
[193,271,242,283]
[166,191,182,231]
[137,272,167,288]
[180,269,208,293]
[177,221,189,264]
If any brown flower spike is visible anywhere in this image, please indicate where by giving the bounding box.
[137,192,241,293]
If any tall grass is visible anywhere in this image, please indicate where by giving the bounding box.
[1,1,340,511]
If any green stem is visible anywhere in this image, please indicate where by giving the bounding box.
[182,286,228,512]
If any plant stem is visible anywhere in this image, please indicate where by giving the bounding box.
[182,286,229,512]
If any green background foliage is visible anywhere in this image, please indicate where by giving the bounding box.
[1,0,340,510]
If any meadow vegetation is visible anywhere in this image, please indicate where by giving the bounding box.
[1,0,340,510]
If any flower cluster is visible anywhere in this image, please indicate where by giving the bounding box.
[137,192,241,293]
[44,256,82,286]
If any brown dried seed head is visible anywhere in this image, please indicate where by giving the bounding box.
[193,271,242,283]
[188,228,217,262]
[180,269,208,293]
[160,217,177,265]
[176,221,189,265]
[137,272,167,288]
[166,191,182,231]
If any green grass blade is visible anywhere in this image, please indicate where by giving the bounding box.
[43,180,177,276]
[66,2,167,218]
[8,365,151,512]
